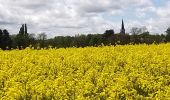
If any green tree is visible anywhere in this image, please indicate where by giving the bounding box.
[89,34,102,46]
[15,24,33,49]
[102,29,115,45]
[72,34,87,47]
[0,29,3,49]
[165,27,170,42]
[19,24,25,35]
[25,24,28,36]
[2,29,12,50]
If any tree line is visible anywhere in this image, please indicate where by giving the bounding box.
[1,24,170,50]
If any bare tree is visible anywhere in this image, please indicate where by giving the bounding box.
[37,33,47,48]
[37,33,47,41]
[131,26,148,35]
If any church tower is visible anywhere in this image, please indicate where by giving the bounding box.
[120,19,125,35]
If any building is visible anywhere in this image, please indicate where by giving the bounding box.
[120,19,125,35]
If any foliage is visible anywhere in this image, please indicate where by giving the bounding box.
[0,25,170,50]
[0,44,170,99]
[166,27,170,42]
[0,29,12,50]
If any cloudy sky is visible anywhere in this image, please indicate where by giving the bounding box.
[0,0,169,37]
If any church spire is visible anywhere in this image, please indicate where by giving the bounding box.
[120,19,125,35]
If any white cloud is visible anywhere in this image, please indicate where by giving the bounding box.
[0,0,168,37]
[156,1,170,18]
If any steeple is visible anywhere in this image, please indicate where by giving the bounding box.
[120,19,125,35]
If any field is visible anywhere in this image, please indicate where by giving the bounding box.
[0,44,170,99]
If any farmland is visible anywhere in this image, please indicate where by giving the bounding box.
[0,44,170,99]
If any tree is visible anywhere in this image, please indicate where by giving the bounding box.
[103,30,114,37]
[15,24,33,49]
[0,29,3,49]
[131,27,141,35]
[130,27,148,44]
[131,26,148,35]
[73,34,87,47]
[165,27,170,42]
[37,33,47,48]
[140,32,150,43]
[89,34,102,46]
[2,29,12,49]
[25,24,27,36]
[103,29,115,45]
[37,33,47,40]
[19,24,25,35]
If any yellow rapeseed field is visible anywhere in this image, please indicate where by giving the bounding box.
[0,44,170,99]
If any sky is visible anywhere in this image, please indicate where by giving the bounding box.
[0,0,169,37]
